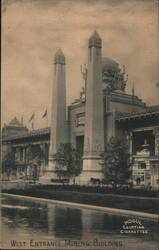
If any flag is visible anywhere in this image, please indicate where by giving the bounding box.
[21,116,23,124]
[29,113,35,122]
[132,82,135,103]
[132,86,134,97]
[131,82,135,113]
[42,109,47,119]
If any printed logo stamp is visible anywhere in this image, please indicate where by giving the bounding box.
[120,219,148,234]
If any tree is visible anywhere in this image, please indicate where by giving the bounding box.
[2,148,16,180]
[26,147,42,182]
[102,137,131,188]
[54,143,82,181]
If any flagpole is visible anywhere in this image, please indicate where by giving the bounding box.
[42,109,48,127]
[46,114,48,127]
[132,81,135,113]
[32,122,34,130]
[29,113,35,130]
[32,115,35,130]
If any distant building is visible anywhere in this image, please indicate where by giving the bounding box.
[2,32,159,188]
[2,117,28,140]
[2,117,28,160]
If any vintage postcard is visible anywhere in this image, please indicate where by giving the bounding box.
[1,0,159,250]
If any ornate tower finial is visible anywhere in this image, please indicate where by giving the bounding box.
[80,64,87,81]
[54,49,65,64]
[123,65,125,74]
[88,30,102,48]
[81,64,87,87]
[21,117,23,125]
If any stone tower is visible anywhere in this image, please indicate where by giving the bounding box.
[79,31,104,184]
[41,49,67,182]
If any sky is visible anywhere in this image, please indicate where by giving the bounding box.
[2,0,159,129]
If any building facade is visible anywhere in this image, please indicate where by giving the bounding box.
[2,32,159,188]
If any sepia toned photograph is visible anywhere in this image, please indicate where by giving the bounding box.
[1,0,159,249]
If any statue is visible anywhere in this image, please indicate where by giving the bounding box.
[137,139,150,156]
[80,64,87,91]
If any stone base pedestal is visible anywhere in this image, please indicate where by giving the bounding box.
[76,156,103,185]
[39,159,58,183]
[39,170,58,184]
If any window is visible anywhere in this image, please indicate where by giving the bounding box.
[138,162,146,169]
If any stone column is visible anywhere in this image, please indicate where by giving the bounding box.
[45,143,49,166]
[25,146,29,163]
[79,31,104,184]
[17,147,21,161]
[129,132,133,162]
[22,147,25,162]
[39,143,45,175]
[40,49,67,182]
[153,127,159,156]
[24,147,27,164]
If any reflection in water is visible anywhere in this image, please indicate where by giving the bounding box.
[2,200,48,234]
[87,210,123,236]
[1,195,158,250]
[52,206,82,239]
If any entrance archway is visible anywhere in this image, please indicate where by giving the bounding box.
[136,178,141,185]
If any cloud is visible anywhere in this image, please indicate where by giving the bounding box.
[2,0,159,128]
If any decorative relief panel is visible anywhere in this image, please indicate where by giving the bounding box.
[84,137,103,156]
[84,136,90,153]
[76,112,85,127]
